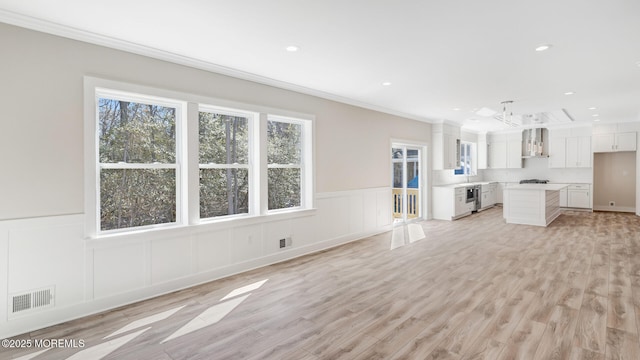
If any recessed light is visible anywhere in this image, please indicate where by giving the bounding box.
[381,81,392,86]
[453,108,461,111]
[592,114,599,117]
[588,107,597,110]
[564,91,575,95]
[285,45,299,52]
[476,107,497,117]
[535,44,552,52]
[594,119,601,122]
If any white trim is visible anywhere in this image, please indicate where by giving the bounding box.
[0,9,434,125]
[85,76,316,237]
[100,163,178,169]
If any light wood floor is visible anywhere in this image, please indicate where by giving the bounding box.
[3,207,640,359]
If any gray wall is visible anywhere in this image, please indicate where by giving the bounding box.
[0,22,432,220]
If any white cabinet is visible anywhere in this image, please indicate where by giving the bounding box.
[548,137,567,168]
[567,184,591,209]
[487,133,521,169]
[478,138,488,170]
[559,187,568,207]
[488,141,506,169]
[593,132,636,152]
[565,136,591,168]
[480,182,497,210]
[433,186,473,220]
[507,139,523,168]
[549,126,591,169]
[454,187,468,216]
[433,124,461,170]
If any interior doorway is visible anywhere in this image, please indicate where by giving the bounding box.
[392,144,424,223]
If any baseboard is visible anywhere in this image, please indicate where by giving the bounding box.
[592,206,636,213]
[0,225,391,339]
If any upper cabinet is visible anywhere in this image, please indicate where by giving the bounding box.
[433,123,460,170]
[487,132,522,169]
[592,132,636,152]
[548,126,592,168]
[592,123,638,153]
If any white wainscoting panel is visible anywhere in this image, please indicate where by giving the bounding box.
[93,242,146,299]
[6,216,85,310]
[194,229,231,272]
[0,187,393,339]
[151,237,192,285]
[229,225,262,264]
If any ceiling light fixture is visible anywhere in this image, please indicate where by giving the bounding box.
[592,114,599,117]
[453,108,461,111]
[588,107,597,110]
[285,45,299,52]
[594,119,601,122]
[535,44,552,52]
[564,91,575,95]
[501,100,514,125]
[381,81,392,86]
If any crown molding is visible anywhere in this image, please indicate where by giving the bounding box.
[0,9,434,124]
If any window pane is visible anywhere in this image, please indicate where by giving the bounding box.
[268,168,301,210]
[100,169,176,230]
[200,168,249,218]
[268,120,301,164]
[199,112,249,164]
[99,98,176,163]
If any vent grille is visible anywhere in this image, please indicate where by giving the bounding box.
[9,286,55,316]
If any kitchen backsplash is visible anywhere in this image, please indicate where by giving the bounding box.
[432,157,593,186]
[482,157,593,184]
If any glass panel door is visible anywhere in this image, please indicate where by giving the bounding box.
[392,145,422,223]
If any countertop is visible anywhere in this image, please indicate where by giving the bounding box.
[433,181,497,189]
[503,183,568,191]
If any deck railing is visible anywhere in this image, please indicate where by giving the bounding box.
[392,188,419,219]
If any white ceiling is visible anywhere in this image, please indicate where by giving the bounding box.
[2,0,640,132]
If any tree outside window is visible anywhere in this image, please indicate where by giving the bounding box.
[267,119,302,210]
[199,111,250,218]
[98,98,178,231]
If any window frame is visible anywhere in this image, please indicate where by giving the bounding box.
[84,77,315,239]
[265,115,312,213]
[91,88,187,236]
[454,141,477,176]
[197,105,258,221]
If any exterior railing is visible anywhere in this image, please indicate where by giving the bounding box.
[392,188,419,219]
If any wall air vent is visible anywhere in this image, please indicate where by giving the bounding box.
[9,286,55,317]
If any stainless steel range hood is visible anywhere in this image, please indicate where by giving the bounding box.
[522,128,549,158]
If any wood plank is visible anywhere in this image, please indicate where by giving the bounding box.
[4,209,640,360]
[496,320,546,360]
[574,293,608,354]
[533,306,579,360]
[605,328,640,360]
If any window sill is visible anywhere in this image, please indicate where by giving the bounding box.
[86,208,317,244]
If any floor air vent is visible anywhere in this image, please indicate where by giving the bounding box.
[9,286,55,317]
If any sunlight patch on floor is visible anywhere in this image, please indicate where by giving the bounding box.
[161,294,250,343]
[391,223,426,250]
[67,327,150,360]
[104,305,185,339]
[220,279,268,301]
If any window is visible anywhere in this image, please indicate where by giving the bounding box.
[267,117,303,210]
[97,94,182,231]
[199,108,252,218]
[454,141,476,176]
[86,77,314,236]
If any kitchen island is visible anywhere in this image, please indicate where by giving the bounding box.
[503,184,568,226]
